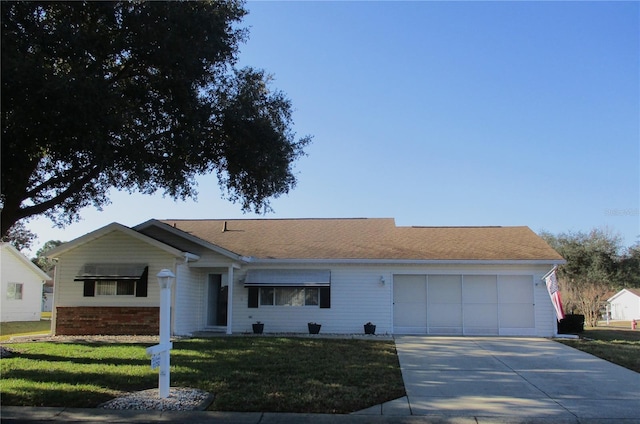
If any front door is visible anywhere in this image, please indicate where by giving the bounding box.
[207,274,228,326]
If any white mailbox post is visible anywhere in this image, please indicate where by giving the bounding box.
[146,269,174,398]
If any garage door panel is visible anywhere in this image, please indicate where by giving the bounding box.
[464,304,498,328]
[428,303,462,327]
[498,275,533,303]
[428,275,461,303]
[463,276,497,303]
[395,303,427,328]
[500,304,535,328]
[393,275,427,331]
[394,275,427,302]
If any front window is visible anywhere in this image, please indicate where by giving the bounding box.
[7,282,23,300]
[260,287,319,306]
[95,280,136,296]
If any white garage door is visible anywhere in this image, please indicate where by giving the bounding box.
[428,275,462,334]
[393,275,427,333]
[393,274,535,336]
[497,275,535,335]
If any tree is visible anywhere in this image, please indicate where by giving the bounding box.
[1,1,311,236]
[32,239,63,274]
[0,220,36,251]
[617,243,640,288]
[540,228,623,327]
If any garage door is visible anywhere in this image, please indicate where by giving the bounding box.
[393,275,427,333]
[393,274,535,336]
[497,275,535,335]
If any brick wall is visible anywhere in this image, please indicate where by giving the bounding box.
[55,307,159,335]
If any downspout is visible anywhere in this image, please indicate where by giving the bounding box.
[171,258,179,337]
[226,265,234,335]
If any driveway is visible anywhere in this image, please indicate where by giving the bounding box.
[394,336,640,421]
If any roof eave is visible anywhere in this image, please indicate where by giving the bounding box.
[134,219,245,263]
[242,258,567,266]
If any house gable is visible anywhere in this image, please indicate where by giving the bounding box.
[607,288,640,303]
[46,222,186,260]
[1,243,50,281]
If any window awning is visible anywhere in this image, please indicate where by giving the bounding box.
[74,263,148,281]
[244,269,331,287]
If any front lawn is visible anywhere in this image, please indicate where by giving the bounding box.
[0,320,52,341]
[0,337,405,413]
[555,326,640,373]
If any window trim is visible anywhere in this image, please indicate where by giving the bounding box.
[94,280,137,297]
[6,282,23,300]
[259,287,320,307]
[81,266,148,298]
[248,285,330,309]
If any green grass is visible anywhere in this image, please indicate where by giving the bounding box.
[0,320,52,341]
[556,326,640,373]
[0,337,405,413]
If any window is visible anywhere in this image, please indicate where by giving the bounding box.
[260,287,319,306]
[79,265,148,298]
[95,280,136,296]
[7,283,23,300]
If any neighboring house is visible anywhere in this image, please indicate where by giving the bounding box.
[1,243,50,322]
[46,218,565,337]
[607,288,640,320]
[42,281,54,312]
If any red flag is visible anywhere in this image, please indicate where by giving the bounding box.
[545,269,565,321]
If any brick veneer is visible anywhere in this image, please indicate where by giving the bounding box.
[55,307,159,335]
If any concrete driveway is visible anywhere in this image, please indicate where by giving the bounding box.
[394,336,640,422]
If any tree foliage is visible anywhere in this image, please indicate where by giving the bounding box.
[1,1,311,236]
[540,228,638,327]
[0,220,36,251]
[32,239,63,273]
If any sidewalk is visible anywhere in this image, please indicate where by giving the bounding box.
[4,405,639,423]
[1,405,619,424]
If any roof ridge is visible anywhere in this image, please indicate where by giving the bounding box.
[408,226,505,229]
[162,217,391,221]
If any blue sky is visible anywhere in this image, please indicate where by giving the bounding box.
[25,1,639,255]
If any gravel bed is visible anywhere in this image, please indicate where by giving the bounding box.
[100,387,214,411]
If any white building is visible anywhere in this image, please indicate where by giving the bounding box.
[47,218,565,337]
[607,288,640,321]
[1,243,50,322]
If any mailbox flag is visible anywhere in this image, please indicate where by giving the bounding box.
[545,268,565,321]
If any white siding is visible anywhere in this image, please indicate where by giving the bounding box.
[52,231,179,330]
[229,262,558,337]
[1,247,45,322]
[534,272,558,336]
[231,265,392,334]
[173,265,206,336]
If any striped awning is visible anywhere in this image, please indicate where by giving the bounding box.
[244,269,331,287]
[74,263,147,281]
